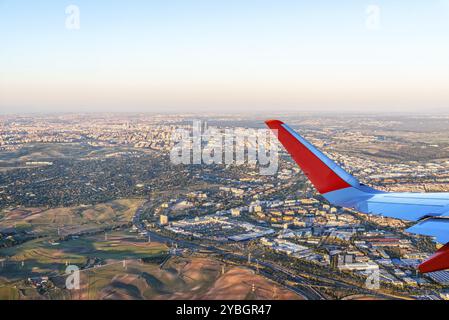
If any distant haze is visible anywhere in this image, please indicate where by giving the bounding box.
[1,0,449,114]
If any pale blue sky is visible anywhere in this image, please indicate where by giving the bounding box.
[1,0,449,113]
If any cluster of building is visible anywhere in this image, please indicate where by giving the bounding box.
[247,198,361,230]
[165,214,275,242]
[0,114,188,152]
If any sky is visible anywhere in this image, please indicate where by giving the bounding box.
[1,0,449,114]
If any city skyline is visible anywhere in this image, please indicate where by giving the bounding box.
[1,1,449,113]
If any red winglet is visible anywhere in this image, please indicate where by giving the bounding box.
[265,119,351,194]
[419,243,449,273]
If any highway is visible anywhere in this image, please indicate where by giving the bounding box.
[134,202,407,300]
[133,201,325,300]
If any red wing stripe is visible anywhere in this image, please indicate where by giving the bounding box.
[266,120,351,194]
[419,243,449,273]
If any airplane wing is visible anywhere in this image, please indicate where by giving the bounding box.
[265,119,449,273]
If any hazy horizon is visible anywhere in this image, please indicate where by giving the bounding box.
[1,0,449,113]
[3,110,449,118]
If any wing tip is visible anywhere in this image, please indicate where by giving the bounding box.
[418,243,449,273]
[265,119,284,130]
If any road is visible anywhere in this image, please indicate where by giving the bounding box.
[134,202,406,300]
[133,201,325,300]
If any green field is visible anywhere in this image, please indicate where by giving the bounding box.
[0,234,301,300]
[0,199,144,238]
[0,231,168,282]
